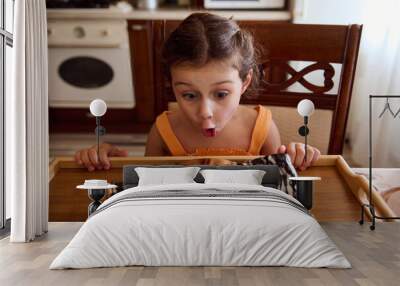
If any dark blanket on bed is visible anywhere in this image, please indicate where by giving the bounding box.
[241,154,298,197]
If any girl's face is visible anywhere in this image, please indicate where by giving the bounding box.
[171,60,252,137]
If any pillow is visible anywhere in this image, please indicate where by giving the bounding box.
[200,169,266,185]
[135,167,201,186]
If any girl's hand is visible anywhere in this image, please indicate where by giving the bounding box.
[74,143,128,172]
[277,143,320,171]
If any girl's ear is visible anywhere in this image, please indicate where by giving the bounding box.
[240,69,253,95]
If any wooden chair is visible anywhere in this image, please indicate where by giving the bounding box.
[155,22,363,154]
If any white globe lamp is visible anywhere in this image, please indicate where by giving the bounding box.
[90,99,107,117]
[297,99,315,163]
[297,99,315,117]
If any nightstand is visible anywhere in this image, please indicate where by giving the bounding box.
[289,177,321,210]
[77,180,117,216]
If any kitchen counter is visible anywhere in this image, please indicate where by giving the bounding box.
[47,8,291,21]
[49,133,147,157]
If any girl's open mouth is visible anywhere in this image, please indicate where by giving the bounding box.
[202,128,216,137]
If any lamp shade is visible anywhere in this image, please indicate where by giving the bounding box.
[89,99,107,117]
[297,99,315,117]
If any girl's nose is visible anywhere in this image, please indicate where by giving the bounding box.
[199,99,213,120]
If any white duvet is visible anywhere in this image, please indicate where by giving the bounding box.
[50,183,350,269]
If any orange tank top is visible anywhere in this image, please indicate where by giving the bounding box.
[155,105,272,156]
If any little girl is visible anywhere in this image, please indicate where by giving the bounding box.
[75,12,320,171]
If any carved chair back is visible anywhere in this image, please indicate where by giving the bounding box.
[156,22,363,154]
[244,23,362,154]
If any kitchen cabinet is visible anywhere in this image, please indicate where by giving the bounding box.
[49,20,156,134]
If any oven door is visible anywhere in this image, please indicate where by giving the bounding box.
[49,46,134,108]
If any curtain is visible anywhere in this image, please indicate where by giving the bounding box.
[346,1,400,167]
[6,0,49,242]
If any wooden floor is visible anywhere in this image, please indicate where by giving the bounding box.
[1,222,400,286]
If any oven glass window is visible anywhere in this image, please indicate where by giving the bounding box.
[59,56,114,88]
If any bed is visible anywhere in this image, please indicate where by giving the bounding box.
[50,163,351,269]
[49,155,394,222]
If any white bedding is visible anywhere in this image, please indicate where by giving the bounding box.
[50,183,350,269]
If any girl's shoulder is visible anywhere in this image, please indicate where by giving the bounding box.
[164,109,183,126]
[236,105,262,122]
[155,109,180,125]
[236,105,273,139]
[158,109,191,134]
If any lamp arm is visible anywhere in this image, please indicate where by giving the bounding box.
[304,116,308,163]
[96,117,100,156]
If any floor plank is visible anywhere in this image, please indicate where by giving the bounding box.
[1,222,399,286]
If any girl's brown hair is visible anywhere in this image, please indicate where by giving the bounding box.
[161,13,260,93]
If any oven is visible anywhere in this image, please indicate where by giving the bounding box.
[47,19,135,108]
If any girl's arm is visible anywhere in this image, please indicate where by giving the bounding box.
[260,119,320,170]
[74,143,128,171]
[260,119,282,155]
[145,123,169,156]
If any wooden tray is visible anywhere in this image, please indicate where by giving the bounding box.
[49,155,395,222]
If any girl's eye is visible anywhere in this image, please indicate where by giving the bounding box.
[215,91,229,99]
[182,93,197,100]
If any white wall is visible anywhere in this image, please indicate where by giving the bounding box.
[292,0,365,25]
[286,0,365,97]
